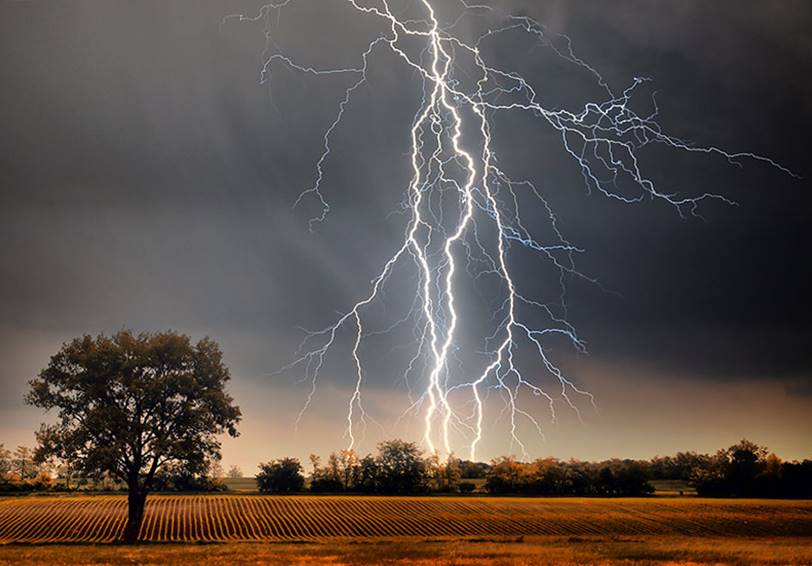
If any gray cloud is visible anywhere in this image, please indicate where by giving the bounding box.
[1,0,810,457]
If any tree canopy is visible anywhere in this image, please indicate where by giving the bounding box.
[27,330,241,542]
[256,458,305,493]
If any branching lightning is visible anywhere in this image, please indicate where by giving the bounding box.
[225,0,795,461]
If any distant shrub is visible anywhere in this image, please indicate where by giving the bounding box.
[257,458,305,493]
[150,461,228,492]
[458,481,476,494]
[0,473,58,493]
[459,460,490,479]
[309,477,345,493]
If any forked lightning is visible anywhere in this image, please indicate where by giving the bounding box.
[225,0,794,461]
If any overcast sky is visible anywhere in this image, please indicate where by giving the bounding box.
[1,0,810,470]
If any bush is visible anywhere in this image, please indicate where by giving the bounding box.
[256,458,304,493]
[0,474,57,493]
[596,461,654,496]
[459,460,490,479]
[150,461,228,492]
[458,481,476,494]
[160,474,227,492]
[309,477,345,493]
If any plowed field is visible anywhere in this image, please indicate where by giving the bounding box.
[0,496,810,544]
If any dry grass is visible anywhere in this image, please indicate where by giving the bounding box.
[0,536,811,565]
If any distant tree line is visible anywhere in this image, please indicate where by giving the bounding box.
[483,456,652,496]
[254,438,810,498]
[258,440,443,495]
[0,443,231,494]
[0,444,60,492]
[635,440,811,498]
[149,461,229,493]
[688,440,812,498]
[4,437,810,499]
[254,440,655,496]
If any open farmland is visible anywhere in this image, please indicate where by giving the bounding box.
[0,495,810,544]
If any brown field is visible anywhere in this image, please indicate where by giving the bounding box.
[1,495,811,544]
[0,496,810,564]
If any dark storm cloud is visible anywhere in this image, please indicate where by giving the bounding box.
[1,0,810,403]
[469,0,812,386]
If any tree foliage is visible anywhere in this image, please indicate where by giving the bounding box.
[374,440,428,494]
[691,439,812,498]
[256,458,305,493]
[307,441,432,494]
[0,444,11,481]
[649,452,713,481]
[309,451,353,492]
[12,446,36,480]
[484,456,654,496]
[26,330,241,542]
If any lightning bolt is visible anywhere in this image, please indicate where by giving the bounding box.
[225,0,796,460]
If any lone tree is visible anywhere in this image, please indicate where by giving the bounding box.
[26,330,241,543]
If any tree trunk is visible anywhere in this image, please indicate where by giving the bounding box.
[123,486,147,543]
